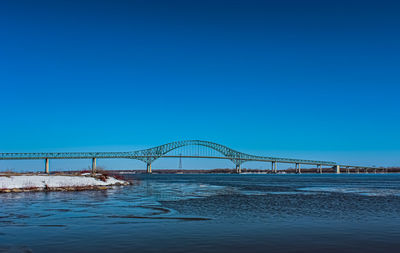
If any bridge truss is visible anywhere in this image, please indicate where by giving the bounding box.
[0,140,377,174]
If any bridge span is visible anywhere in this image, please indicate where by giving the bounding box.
[0,140,379,174]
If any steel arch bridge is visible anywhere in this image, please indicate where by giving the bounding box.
[0,140,375,174]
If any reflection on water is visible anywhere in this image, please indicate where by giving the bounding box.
[1,174,400,252]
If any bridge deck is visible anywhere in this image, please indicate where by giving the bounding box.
[0,153,335,166]
[0,140,377,169]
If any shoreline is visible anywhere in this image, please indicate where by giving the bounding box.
[0,173,131,193]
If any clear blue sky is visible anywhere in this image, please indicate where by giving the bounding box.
[1,0,399,169]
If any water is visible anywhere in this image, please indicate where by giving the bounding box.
[1,174,400,253]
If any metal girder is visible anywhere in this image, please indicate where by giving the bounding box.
[126,140,336,165]
[0,140,336,166]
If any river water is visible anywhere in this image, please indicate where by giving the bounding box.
[1,174,400,253]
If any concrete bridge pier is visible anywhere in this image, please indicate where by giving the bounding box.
[295,163,301,174]
[335,165,340,174]
[318,164,322,174]
[236,164,241,174]
[146,163,152,174]
[272,162,277,174]
[92,158,97,174]
[45,158,49,174]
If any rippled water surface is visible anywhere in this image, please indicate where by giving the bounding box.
[1,174,400,253]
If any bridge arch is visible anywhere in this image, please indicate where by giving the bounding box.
[129,140,246,166]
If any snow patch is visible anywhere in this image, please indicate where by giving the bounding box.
[0,175,128,189]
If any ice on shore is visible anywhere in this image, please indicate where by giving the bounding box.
[0,175,128,189]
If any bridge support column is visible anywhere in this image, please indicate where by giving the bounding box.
[318,164,322,174]
[45,158,49,174]
[335,165,340,174]
[92,158,97,174]
[146,163,152,174]
[236,164,241,174]
[272,162,277,174]
[295,163,301,174]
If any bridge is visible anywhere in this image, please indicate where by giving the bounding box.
[0,140,380,174]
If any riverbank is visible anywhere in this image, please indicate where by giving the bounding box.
[0,173,130,193]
